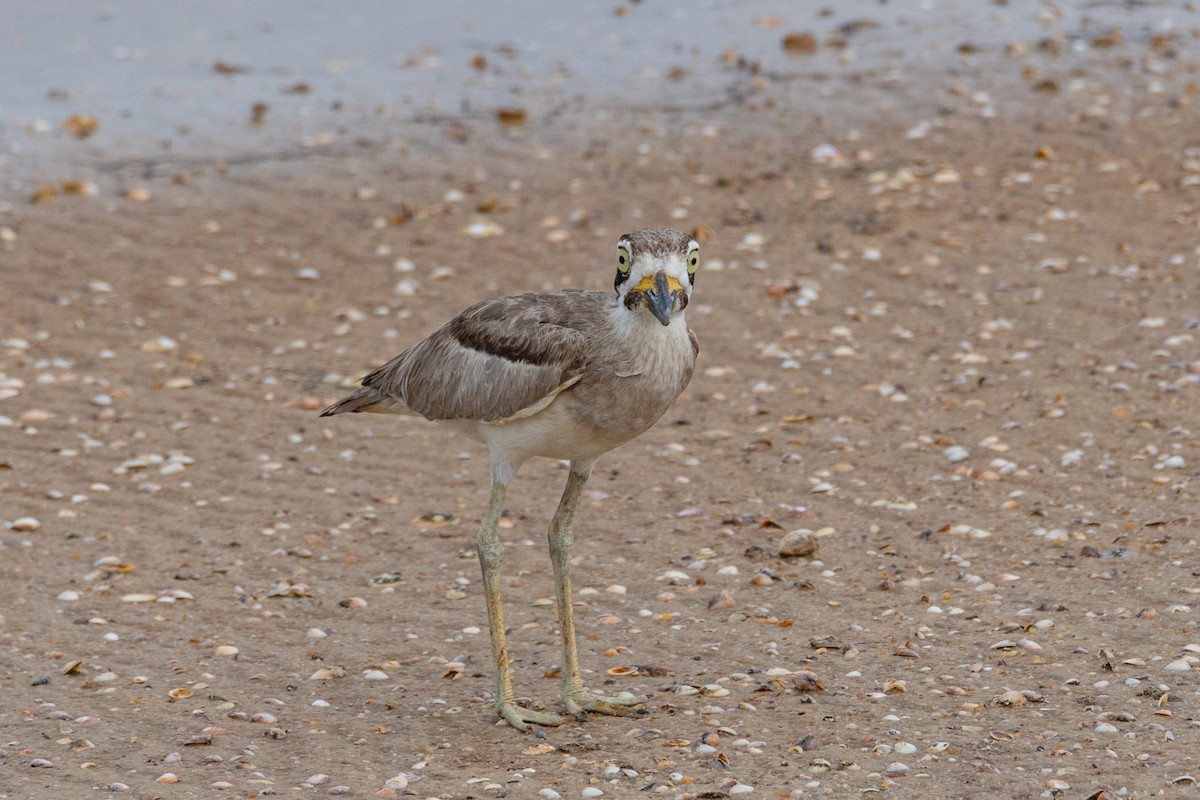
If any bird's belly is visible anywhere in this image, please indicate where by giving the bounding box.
[434,417,489,443]
[477,397,632,464]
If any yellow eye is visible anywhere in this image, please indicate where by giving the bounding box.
[687,244,700,275]
[617,245,631,273]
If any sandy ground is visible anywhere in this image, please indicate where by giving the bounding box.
[3,8,1200,800]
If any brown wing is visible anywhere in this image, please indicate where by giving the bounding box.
[323,291,608,423]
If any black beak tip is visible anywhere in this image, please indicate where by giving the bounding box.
[647,271,675,325]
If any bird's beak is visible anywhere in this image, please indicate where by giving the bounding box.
[640,270,682,326]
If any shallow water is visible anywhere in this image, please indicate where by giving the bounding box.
[1,0,1191,188]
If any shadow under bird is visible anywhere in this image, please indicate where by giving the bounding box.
[321,228,700,731]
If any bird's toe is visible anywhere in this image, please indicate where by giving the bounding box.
[564,690,647,718]
[498,702,565,732]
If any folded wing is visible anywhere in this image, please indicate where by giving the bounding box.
[321,292,598,423]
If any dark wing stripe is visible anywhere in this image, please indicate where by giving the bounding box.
[448,305,582,368]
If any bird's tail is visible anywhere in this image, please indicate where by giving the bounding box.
[319,385,400,416]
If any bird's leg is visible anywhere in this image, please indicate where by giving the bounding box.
[549,465,646,719]
[477,480,564,731]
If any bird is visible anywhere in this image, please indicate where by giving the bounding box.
[321,228,700,731]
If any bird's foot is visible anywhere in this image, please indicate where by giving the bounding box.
[498,701,565,732]
[564,689,647,719]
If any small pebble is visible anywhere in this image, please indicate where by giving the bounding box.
[465,221,504,238]
[779,529,817,559]
[943,445,970,462]
[12,517,42,532]
[311,667,347,680]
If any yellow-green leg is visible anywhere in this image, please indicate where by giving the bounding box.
[478,481,564,731]
[549,466,646,718]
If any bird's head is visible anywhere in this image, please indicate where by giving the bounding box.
[614,228,699,327]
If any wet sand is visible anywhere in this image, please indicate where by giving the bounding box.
[2,3,1200,798]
